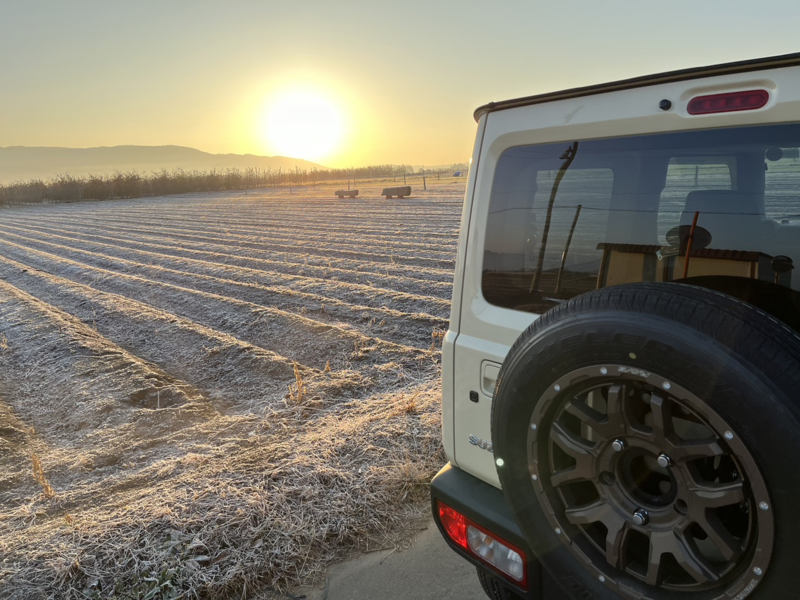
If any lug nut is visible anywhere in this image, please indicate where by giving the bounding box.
[632,509,650,526]
[657,453,673,468]
[611,439,626,452]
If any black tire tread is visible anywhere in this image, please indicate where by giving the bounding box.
[476,567,524,600]
[494,283,800,418]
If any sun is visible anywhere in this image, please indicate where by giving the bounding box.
[265,93,342,162]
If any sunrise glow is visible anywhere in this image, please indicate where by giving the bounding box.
[264,93,343,162]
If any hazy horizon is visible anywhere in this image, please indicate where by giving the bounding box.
[0,144,334,183]
[2,1,799,168]
[0,144,470,184]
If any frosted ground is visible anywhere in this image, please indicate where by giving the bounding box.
[0,180,464,598]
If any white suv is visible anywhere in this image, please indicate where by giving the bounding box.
[431,53,800,600]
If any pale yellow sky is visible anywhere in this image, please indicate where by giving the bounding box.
[1,1,799,168]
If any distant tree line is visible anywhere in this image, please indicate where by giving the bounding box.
[0,163,436,206]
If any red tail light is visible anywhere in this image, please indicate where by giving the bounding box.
[437,501,527,586]
[438,502,469,549]
[687,89,769,115]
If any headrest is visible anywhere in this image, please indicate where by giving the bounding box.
[684,190,762,216]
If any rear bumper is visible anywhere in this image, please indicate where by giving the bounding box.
[430,463,569,600]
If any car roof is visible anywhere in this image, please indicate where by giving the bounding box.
[474,52,800,122]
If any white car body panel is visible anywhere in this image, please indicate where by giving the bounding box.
[443,64,800,489]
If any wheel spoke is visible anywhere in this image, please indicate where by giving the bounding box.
[564,499,629,569]
[696,511,744,561]
[564,498,611,525]
[565,396,625,439]
[649,394,675,444]
[645,538,665,586]
[551,421,596,457]
[550,422,597,487]
[648,530,719,585]
[605,384,630,432]
[689,480,744,508]
[550,465,597,487]
[669,437,724,462]
[605,514,630,570]
[672,529,720,584]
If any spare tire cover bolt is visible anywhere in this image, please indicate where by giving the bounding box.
[531,474,538,481]
[611,439,626,452]
[657,453,673,468]
[632,509,650,526]
[600,367,608,375]
[555,528,562,535]
[530,423,537,431]
[724,431,734,440]
[754,567,763,576]
[554,384,561,392]
[760,501,770,511]
[599,575,606,583]
[662,381,671,390]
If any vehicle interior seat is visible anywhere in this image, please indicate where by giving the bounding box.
[680,190,768,252]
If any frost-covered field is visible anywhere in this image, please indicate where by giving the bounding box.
[0,181,464,598]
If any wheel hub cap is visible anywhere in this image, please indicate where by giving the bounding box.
[526,365,774,599]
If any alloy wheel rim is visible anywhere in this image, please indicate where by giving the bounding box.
[526,365,774,599]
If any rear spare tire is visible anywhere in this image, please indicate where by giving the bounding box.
[491,283,800,599]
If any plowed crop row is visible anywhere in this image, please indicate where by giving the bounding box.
[0,182,464,598]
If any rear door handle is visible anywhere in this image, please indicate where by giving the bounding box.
[481,361,502,397]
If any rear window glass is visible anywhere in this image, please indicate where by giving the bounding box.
[482,124,800,314]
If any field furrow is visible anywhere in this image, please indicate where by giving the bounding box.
[95,198,463,230]
[0,222,455,298]
[0,277,212,451]
[3,217,455,268]
[6,214,455,264]
[0,226,451,327]
[0,184,463,598]
[0,235,447,350]
[0,217,456,289]
[0,252,432,395]
[0,255,326,411]
[20,213,459,255]
[18,197,462,239]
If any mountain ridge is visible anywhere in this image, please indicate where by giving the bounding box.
[0,145,326,183]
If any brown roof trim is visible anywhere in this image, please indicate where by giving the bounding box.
[474,52,800,122]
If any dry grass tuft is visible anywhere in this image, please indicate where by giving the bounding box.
[429,328,446,352]
[287,362,308,404]
[0,333,8,352]
[30,454,55,499]
[402,392,419,414]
